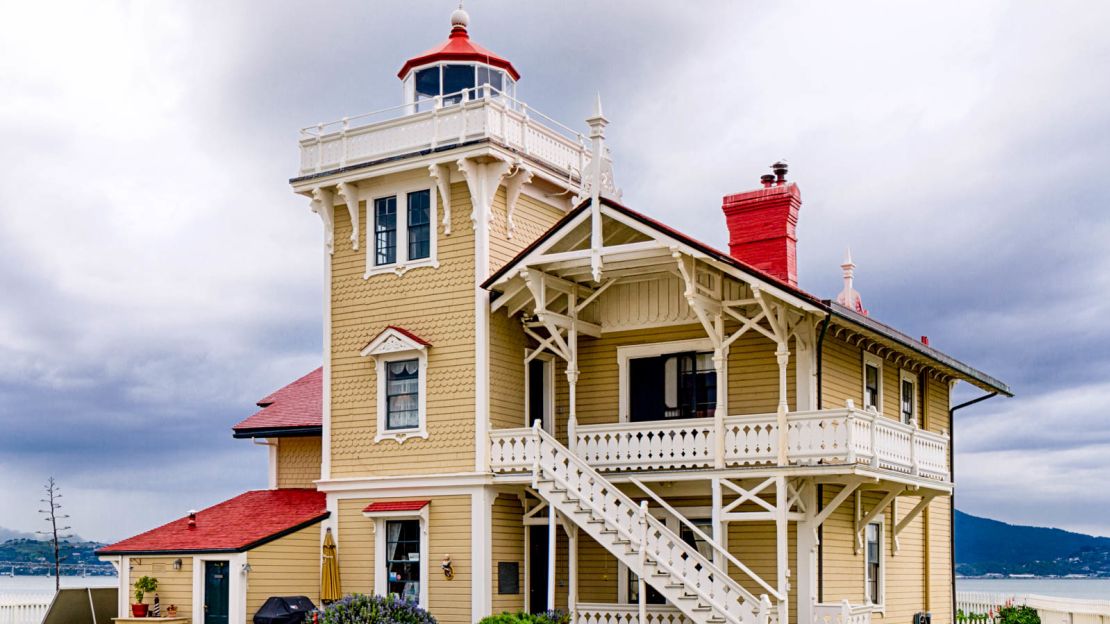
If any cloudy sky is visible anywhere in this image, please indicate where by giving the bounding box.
[1,0,1109,542]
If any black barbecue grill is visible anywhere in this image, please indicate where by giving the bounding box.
[253,596,317,624]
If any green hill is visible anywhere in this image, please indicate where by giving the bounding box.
[956,510,1110,577]
[0,538,115,576]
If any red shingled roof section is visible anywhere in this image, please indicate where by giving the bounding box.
[398,25,519,80]
[233,368,322,433]
[363,500,430,513]
[97,489,327,555]
[384,325,432,347]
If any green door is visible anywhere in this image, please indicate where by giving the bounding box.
[204,561,230,624]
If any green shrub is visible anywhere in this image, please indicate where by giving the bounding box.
[319,594,437,624]
[998,605,1040,624]
[478,610,570,624]
[132,576,158,604]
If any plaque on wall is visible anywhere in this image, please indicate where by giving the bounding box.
[498,561,520,594]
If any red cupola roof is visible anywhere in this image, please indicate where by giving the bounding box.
[397,9,520,81]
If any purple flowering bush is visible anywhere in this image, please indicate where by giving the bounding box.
[319,594,437,624]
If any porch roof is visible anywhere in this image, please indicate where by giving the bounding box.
[232,367,322,438]
[96,489,327,556]
[483,197,1011,397]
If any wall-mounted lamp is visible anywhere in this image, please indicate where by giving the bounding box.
[441,555,453,580]
[172,558,182,571]
[241,563,252,575]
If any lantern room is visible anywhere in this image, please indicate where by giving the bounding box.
[397,8,520,110]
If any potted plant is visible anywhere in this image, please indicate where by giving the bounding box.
[132,575,158,617]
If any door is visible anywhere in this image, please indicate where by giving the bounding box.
[528,525,549,614]
[204,560,230,624]
[527,357,553,433]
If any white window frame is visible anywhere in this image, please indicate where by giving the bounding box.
[862,352,884,414]
[361,328,430,444]
[365,182,439,278]
[366,506,430,608]
[863,516,885,611]
[616,506,712,603]
[616,338,715,423]
[899,369,918,427]
[524,350,555,434]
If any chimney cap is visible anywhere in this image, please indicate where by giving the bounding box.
[771,161,788,185]
[760,174,775,188]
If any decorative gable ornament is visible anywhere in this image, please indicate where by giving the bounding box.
[360,326,432,358]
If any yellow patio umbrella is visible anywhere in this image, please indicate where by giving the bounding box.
[321,527,342,604]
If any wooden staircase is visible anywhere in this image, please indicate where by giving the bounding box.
[525,424,771,624]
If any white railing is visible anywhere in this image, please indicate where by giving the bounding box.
[956,592,1110,624]
[559,408,949,480]
[814,601,872,624]
[528,424,770,624]
[0,593,51,624]
[297,86,589,177]
[576,603,693,624]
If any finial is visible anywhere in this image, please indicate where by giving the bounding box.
[594,93,604,119]
[842,246,854,269]
[586,92,609,137]
[836,247,867,315]
[451,3,470,31]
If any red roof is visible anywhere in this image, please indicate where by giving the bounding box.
[97,489,327,555]
[383,325,432,347]
[363,500,430,513]
[397,22,519,81]
[232,368,322,436]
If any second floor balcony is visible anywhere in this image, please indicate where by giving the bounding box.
[489,404,950,482]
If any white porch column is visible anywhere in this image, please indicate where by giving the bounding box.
[776,476,791,624]
[712,318,729,468]
[568,525,579,612]
[775,342,791,466]
[711,477,725,569]
[796,480,818,624]
[472,487,493,620]
[548,509,557,611]
[566,301,580,451]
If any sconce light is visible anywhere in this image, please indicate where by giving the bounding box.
[441,555,453,580]
[241,563,252,575]
[173,558,182,571]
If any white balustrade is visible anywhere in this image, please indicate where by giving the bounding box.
[534,409,949,480]
[297,87,588,177]
[0,594,51,624]
[576,603,693,624]
[814,601,872,624]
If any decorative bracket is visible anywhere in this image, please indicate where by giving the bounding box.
[854,488,902,554]
[457,157,512,231]
[429,163,453,235]
[504,165,534,240]
[336,182,360,250]
[310,187,335,254]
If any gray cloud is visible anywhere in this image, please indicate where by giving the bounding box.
[1,0,1109,540]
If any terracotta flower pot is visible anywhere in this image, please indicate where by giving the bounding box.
[131,603,149,617]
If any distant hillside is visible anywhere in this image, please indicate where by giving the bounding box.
[0,527,36,541]
[0,538,115,576]
[956,510,1110,577]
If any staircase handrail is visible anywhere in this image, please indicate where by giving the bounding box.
[529,422,767,623]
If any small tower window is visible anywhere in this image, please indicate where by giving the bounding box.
[414,67,440,101]
[374,197,398,266]
[407,190,431,260]
[442,64,475,103]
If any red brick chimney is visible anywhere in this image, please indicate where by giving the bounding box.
[721,162,801,286]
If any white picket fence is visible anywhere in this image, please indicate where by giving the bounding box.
[0,593,50,624]
[957,591,1110,624]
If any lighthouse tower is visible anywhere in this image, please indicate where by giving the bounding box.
[288,9,608,621]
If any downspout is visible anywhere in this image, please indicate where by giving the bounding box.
[814,313,831,604]
[947,391,999,619]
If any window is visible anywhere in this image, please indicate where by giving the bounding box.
[414,67,439,100]
[863,353,883,413]
[367,187,438,276]
[477,66,504,91]
[865,521,883,605]
[900,370,918,426]
[385,520,421,602]
[442,64,475,104]
[385,359,420,430]
[407,191,431,260]
[374,197,397,266]
[628,352,715,421]
[362,327,430,443]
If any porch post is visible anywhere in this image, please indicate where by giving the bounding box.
[796,480,818,624]
[548,510,557,611]
[568,525,579,613]
[567,296,580,451]
[711,477,729,569]
[776,476,791,624]
[713,314,728,468]
[776,342,791,466]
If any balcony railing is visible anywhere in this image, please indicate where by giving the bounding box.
[814,601,873,624]
[297,86,589,177]
[490,407,949,480]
